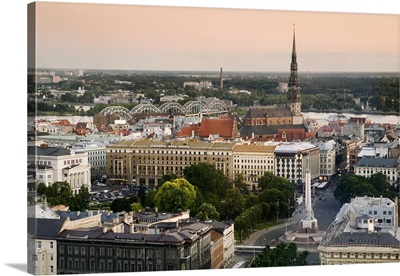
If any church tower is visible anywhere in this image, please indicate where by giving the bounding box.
[287,25,302,118]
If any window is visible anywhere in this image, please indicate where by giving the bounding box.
[49,254,53,261]
[107,260,113,272]
[50,266,54,273]
[32,255,37,262]
[36,241,42,249]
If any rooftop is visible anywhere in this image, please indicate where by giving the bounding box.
[274,142,318,154]
[355,157,397,168]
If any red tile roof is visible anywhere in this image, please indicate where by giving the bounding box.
[177,124,198,138]
[198,118,234,138]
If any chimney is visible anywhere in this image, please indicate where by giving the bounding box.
[220,67,224,89]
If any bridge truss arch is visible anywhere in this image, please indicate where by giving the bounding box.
[99,106,132,120]
[159,102,184,114]
[182,100,205,115]
[205,98,227,113]
[131,104,161,114]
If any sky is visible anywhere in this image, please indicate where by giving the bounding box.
[31,1,399,72]
[1,1,400,276]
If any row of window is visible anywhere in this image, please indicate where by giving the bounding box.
[233,159,274,164]
[234,165,273,170]
[63,159,83,165]
[322,252,399,260]
[111,149,231,156]
[60,246,171,259]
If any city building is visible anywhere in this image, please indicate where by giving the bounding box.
[28,218,65,275]
[278,82,288,93]
[211,221,235,268]
[318,196,400,265]
[210,229,224,269]
[313,139,337,181]
[354,157,398,184]
[232,142,277,189]
[106,139,235,188]
[56,220,212,273]
[274,142,320,187]
[27,144,91,193]
[71,141,107,181]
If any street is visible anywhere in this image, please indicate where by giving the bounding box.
[235,180,343,266]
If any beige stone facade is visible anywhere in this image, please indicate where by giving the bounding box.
[106,139,235,188]
[232,142,277,189]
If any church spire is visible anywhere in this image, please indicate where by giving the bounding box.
[289,24,299,88]
[287,25,301,116]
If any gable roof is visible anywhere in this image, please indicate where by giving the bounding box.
[198,118,234,138]
[75,122,87,128]
[243,106,292,119]
[28,217,66,239]
[27,146,71,157]
[177,124,198,138]
[239,124,307,136]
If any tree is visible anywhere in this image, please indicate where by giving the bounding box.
[258,172,295,201]
[110,198,132,212]
[131,202,142,212]
[184,163,230,198]
[233,172,248,192]
[196,203,220,221]
[222,188,245,220]
[45,181,73,206]
[160,174,178,187]
[37,182,47,195]
[333,174,377,204]
[250,242,309,267]
[245,193,259,209]
[70,185,91,211]
[153,178,196,212]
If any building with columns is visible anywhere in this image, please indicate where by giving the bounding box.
[106,139,235,189]
[27,144,91,194]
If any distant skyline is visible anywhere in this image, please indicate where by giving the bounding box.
[30,2,399,73]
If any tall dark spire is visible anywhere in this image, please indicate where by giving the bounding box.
[288,24,299,88]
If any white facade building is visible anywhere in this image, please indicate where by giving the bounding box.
[27,145,91,193]
[71,141,107,180]
[318,196,400,265]
[354,157,398,184]
[313,139,336,180]
[274,142,320,185]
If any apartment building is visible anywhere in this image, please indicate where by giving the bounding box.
[274,142,320,186]
[211,221,235,268]
[232,142,276,189]
[318,196,400,265]
[106,139,235,188]
[56,220,212,273]
[313,139,336,181]
[354,157,398,184]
